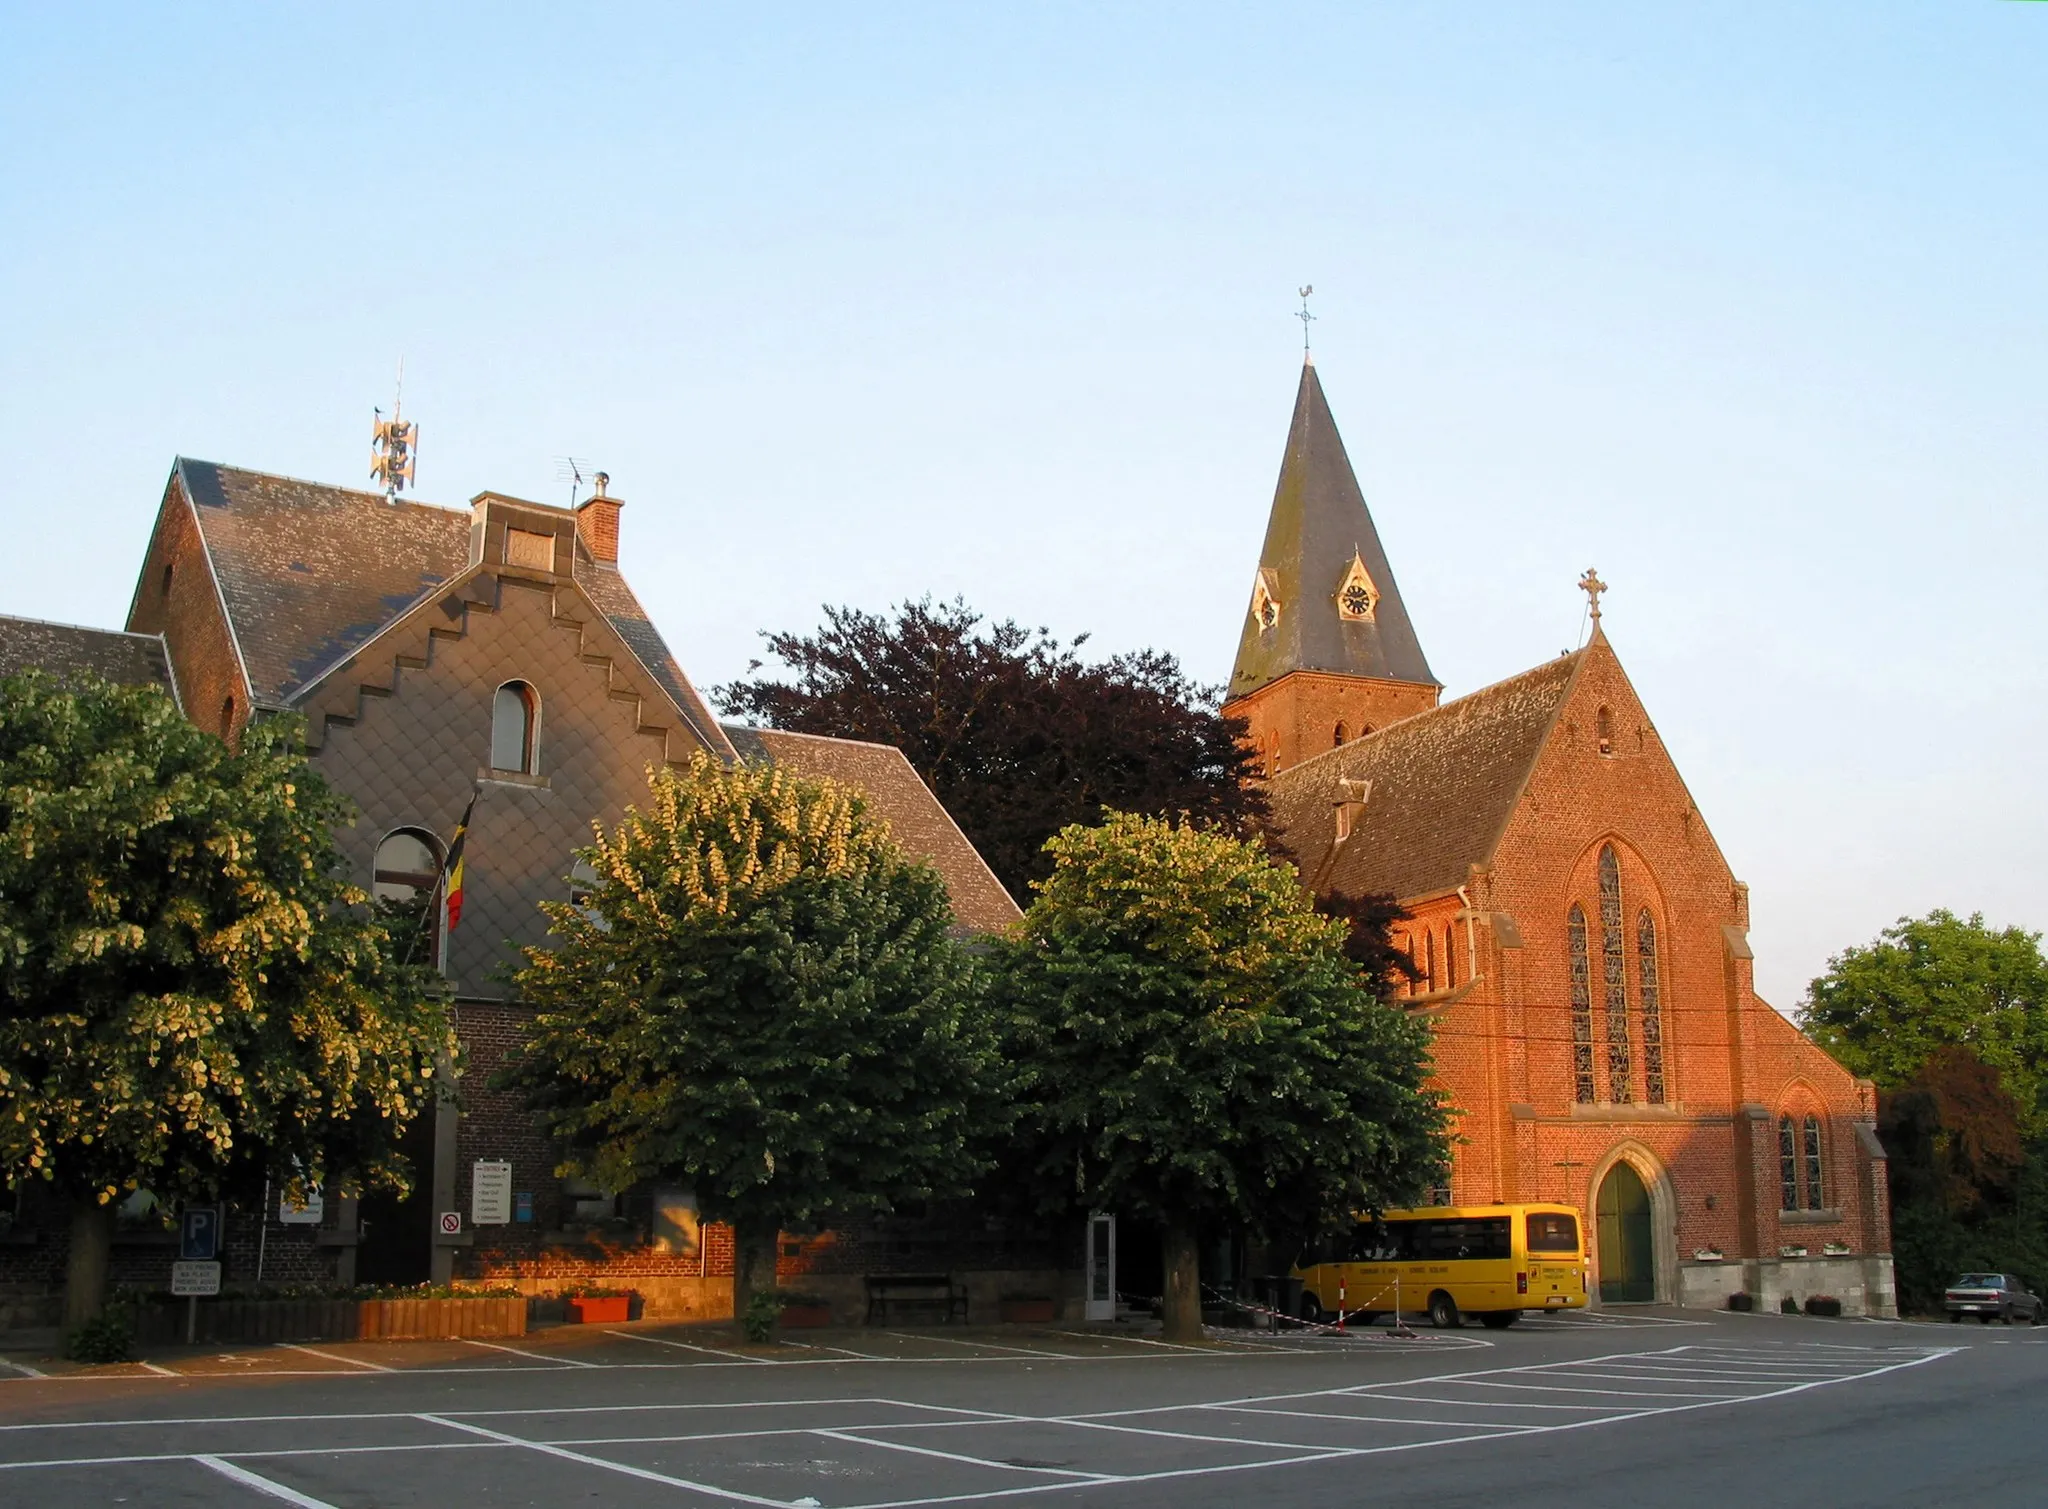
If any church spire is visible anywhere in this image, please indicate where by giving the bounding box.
[1227,360,1436,703]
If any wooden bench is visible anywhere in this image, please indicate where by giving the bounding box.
[865,1273,969,1325]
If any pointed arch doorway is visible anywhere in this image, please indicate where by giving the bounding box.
[1596,1162,1655,1303]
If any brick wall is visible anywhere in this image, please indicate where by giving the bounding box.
[124,473,250,741]
[1227,669,1439,776]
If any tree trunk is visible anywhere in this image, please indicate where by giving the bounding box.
[65,1197,114,1329]
[731,1218,780,1324]
[1160,1212,1203,1344]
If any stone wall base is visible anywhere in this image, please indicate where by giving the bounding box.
[1677,1255,1897,1318]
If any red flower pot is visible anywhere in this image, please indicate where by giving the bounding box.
[567,1295,630,1324]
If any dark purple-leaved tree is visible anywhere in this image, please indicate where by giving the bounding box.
[714,598,1266,900]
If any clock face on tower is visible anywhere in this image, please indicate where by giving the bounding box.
[1337,552,1379,622]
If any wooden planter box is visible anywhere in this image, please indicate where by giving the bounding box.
[778,1304,832,1328]
[136,1295,527,1345]
[999,1299,1057,1324]
[567,1295,631,1325]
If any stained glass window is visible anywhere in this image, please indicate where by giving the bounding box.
[1778,1115,1799,1211]
[1599,846,1632,1102]
[1424,930,1437,992]
[1568,904,1595,1104]
[1637,909,1666,1104]
[1803,1115,1825,1210]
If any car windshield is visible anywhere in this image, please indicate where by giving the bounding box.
[1954,1274,2005,1289]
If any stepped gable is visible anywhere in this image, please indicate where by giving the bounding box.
[0,615,177,701]
[574,559,730,756]
[722,724,1021,933]
[1267,650,1583,903]
[173,459,472,704]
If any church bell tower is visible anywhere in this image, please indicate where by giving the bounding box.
[1224,356,1440,776]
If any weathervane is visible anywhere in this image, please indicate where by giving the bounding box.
[1296,285,1316,353]
[370,359,418,497]
[1579,567,1608,625]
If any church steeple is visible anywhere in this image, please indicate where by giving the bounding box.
[1224,358,1441,775]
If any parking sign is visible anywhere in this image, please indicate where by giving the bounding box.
[179,1207,220,1261]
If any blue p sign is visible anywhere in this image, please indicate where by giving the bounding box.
[179,1207,220,1261]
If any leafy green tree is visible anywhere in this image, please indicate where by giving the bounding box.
[713,598,1266,900]
[1801,911,2048,1115]
[499,754,999,1319]
[0,672,455,1324]
[993,811,1448,1342]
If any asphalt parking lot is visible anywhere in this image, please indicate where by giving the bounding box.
[1,1307,2041,1507]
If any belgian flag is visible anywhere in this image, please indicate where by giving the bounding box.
[443,790,478,931]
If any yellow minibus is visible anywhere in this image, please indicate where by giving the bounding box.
[1292,1203,1589,1329]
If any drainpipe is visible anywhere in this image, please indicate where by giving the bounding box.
[1456,886,1484,986]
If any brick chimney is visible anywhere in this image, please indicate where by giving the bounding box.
[575,472,623,563]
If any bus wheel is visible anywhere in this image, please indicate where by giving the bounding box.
[1298,1294,1325,1326]
[1479,1311,1519,1330]
[1428,1291,1461,1329]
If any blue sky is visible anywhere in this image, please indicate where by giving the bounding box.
[3,3,2043,1008]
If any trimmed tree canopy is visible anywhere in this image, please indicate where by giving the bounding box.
[0,672,455,1316]
[993,811,1448,1337]
[499,754,999,1305]
[712,598,1266,899]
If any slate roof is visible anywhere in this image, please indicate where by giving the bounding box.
[722,724,1021,934]
[174,459,472,705]
[1228,360,1437,700]
[166,460,734,757]
[1266,650,1584,903]
[0,615,178,702]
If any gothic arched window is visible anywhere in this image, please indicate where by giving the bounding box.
[1803,1114,1826,1210]
[491,681,540,774]
[1637,908,1666,1104]
[1778,1115,1799,1211]
[1596,705,1615,756]
[1568,904,1595,1104]
[1333,721,1348,747]
[1444,926,1458,989]
[1599,845,1632,1102]
[1423,930,1438,992]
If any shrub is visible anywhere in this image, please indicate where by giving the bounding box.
[1780,1294,1801,1314]
[1805,1295,1844,1317]
[742,1289,783,1343]
[66,1310,135,1364]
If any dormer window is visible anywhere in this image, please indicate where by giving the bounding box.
[491,681,540,774]
[1332,776,1370,842]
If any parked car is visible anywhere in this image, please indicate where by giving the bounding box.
[1944,1273,2042,1324]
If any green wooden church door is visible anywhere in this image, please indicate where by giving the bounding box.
[1597,1162,1655,1303]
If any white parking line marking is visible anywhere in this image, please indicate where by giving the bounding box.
[813,1427,1122,1480]
[885,1332,1076,1360]
[416,1413,797,1506]
[194,1454,340,1507]
[603,1329,773,1363]
[459,1338,602,1369]
[139,1361,177,1376]
[276,1343,392,1372]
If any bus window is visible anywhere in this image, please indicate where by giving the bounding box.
[1527,1212,1580,1253]
[1410,1218,1512,1261]
[1349,1221,1408,1262]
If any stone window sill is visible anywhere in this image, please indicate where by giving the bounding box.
[1568,1102,1688,1120]
[1779,1208,1844,1225]
[479,768,550,789]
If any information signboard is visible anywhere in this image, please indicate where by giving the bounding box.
[471,1160,513,1226]
[171,1260,221,1297]
[278,1187,324,1225]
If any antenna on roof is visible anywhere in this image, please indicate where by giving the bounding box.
[370,357,418,499]
[1296,285,1316,359]
[555,456,596,508]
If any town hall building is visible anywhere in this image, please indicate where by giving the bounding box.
[1234,354,1895,1315]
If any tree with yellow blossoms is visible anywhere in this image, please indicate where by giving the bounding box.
[0,673,456,1326]
[501,755,998,1319]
